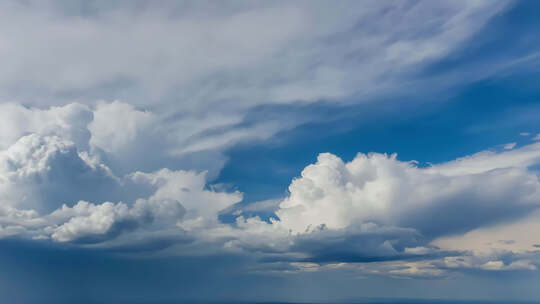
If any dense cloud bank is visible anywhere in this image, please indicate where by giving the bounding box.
[0,102,539,279]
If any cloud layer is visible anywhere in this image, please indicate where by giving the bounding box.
[0,98,539,281]
[228,145,540,271]
[0,0,514,179]
[1,2,540,294]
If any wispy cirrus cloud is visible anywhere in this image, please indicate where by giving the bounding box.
[0,1,513,176]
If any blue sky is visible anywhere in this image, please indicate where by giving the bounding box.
[218,0,540,204]
[1,1,540,303]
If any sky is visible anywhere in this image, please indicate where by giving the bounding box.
[1,0,540,303]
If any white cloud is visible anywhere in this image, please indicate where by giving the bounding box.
[0,1,511,168]
[0,163,241,243]
[40,166,242,242]
[0,1,507,107]
[218,142,540,269]
[0,126,241,243]
[46,197,188,243]
[0,134,118,213]
[425,141,540,176]
[48,201,136,242]
[0,119,539,276]
[441,254,538,272]
[88,101,154,154]
[130,169,242,231]
[269,150,540,237]
[0,1,538,279]
[0,103,93,150]
[235,198,283,214]
[0,96,539,277]
[504,142,517,150]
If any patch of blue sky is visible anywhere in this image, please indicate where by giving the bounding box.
[216,0,540,208]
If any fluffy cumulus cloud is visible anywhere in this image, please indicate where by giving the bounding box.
[0,104,242,244]
[0,133,117,213]
[0,160,240,244]
[0,99,539,280]
[130,169,242,232]
[88,100,154,154]
[225,143,540,274]
[0,103,93,150]
[272,152,540,236]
